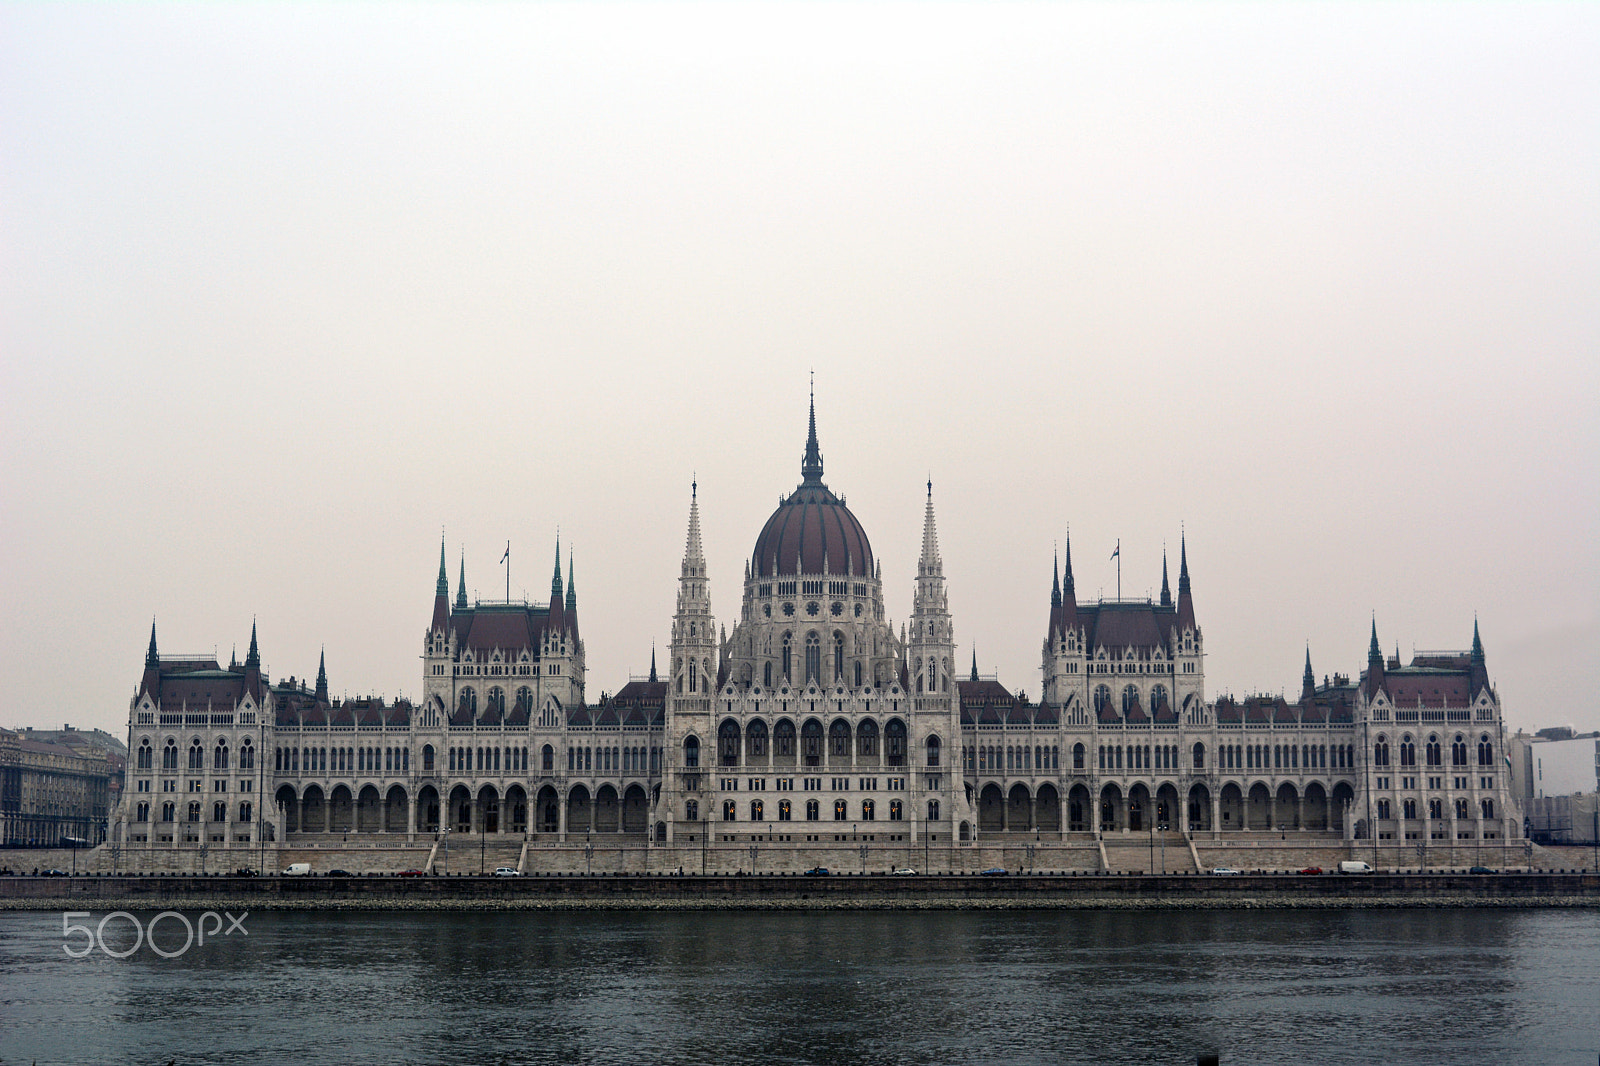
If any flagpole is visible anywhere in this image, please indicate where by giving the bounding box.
[503,541,510,602]
[1112,538,1121,601]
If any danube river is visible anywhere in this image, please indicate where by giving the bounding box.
[1,907,1596,1065]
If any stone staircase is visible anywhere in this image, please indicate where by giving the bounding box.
[1100,832,1199,873]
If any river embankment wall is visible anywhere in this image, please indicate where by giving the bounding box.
[3,871,1596,911]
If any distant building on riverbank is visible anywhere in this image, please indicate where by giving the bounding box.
[0,726,115,847]
[108,395,1523,869]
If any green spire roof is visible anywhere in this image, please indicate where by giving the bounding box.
[456,554,468,609]
[551,536,564,601]
[436,536,449,596]
[565,551,576,612]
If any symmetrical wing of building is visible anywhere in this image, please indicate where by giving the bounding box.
[114,403,1520,858]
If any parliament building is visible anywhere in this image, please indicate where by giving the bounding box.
[113,400,1521,870]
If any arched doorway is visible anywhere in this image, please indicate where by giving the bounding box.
[595,785,620,832]
[1128,783,1151,832]
[1247,782,1272,830]
[1274,783,1300,830]
[1099,783,1123,832]
[477,785,500,834]
[1006,783,1033,832]
[1187,783,1212,832]
[536,785,559,834]
[978,783,1005,832]
[623,784,649,833]
[567,785,593,835]
[1155,783,1181,831]
[1219,783,1244,831]
[1067,784,1092,832]
[302,786,326,832]
[505,785,528,834]
[416,785,440,833]
[275,785,299,833]
[356,785,382,832]
[1303,782,1328,831]
[449,784,472,833]
[328,785,353,832]
[384,785,409,833]
[1035,783,1060,833]
[1331,782,1356,833]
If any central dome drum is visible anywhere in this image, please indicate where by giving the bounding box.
[749,392,874,579]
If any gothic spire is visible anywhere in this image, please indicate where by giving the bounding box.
[970,650,979,682]
[245,618,260,669]
[565,551,577,613]
[1063,529,1075,598]
[1471,617,1485,664]
[918,479,942,576]
[315,648,328,702]
[649,644,658,683]
[684,480,705,571]
[146,619,159,668]
[1302,645,1316,699]
[801,377,824,483]
[1368,618,1383,664]
[456,553,468,609]
[551,536,564,602]
[1051,549,1062,609]
[436,536,449,597]
[1178,534,1191,595]
[1160,548,1172,607]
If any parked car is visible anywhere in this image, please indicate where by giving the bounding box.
[233,867,257,877]
[1468,866,1497,874]
[1337,861,1374,875]
[891,868,918,876]
[39,869,68,877]
[979,867,1009,876]
[1298,866,1323,875]
[1210,867,1241,876]
[803,866,830,876]
[325,869,352,877]
[493,867,522,877]
[396,869,427,877]
[280,863,312,876]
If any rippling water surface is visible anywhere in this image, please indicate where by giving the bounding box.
[2,906,1597,1065]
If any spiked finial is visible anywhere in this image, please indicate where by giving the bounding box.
[1160,548,1172,607]
[1178,534,1191,595]
[456,553,467,609]
[565,551,576,613]
[970,650,979,683]
[436,536,449,596]
[315,648,328,702]
[649,644,658,683]
[801,376,824,483]
[918,480,942,575]
[1471,617,1484,663]
[245,619,260,669]
[1051,549,1061,608]
[1368,618,1383,664]
[1063,528,1075,597]
[146,619,159,668]
[1303,645,1315,697]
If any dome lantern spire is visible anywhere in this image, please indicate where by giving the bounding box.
[801,375,824,484]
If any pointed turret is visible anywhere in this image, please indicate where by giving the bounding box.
[1175,534,1196,632]
[1061,530,1078,625]
[1302,647,1316,701]
[1469,618,1489,696]
[970,650,979,683]
[801,380,824,484]
[671,480,715,695]
[243,619,263,703]
[910,480,953,697]
[315,648,328,703]
[1363,618,1388,700]
[1051,550,1062,609]
[918,480,942,577]
[431,537,451,632]
[551,537,564,602]
[1159,549,1172,608]
[649,645,658,684]
[455,554,468,610]
[565,552,577,613]
[138,620,162,699]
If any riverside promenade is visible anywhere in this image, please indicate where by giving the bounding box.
[3,871,1597,910]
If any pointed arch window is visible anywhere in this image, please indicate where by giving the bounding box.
[833,632,846,681]
[137,740,153,770]
[781,634,792,681]
[805,633,821,683]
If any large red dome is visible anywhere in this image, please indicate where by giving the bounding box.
[751,481,873,578]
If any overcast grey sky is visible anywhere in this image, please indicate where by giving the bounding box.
[3,3,1596,740]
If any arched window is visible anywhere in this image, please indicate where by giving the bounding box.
[1481,798,1495,820]
[806,799,820,821]
[927,658,937,693]
[212,801,227,822]
[805,633,822,683]
[187,801,201,823]
[833,632,846,681]
[1094,685,1112,715]
[802,719,823,763]
[423,745,435,772]
[1073,742,1086,770]
[862,799,875,820]
[774,719,796,757]
[1478,735,1493,766]
[685,799,699,821]
[487,687,505,717]
[722,799,737,821]
[889,799,902,820]
[1452,735,1468,766]
[1426,736,1441,767]
[163,739,179,770]
[238,737,253,770]
[1151,684,1168,708]
[747,719,768,758]
[928,799,940,822]
[161,802,175,822]
[926,735,941,767]
[833,799,847,820]
[214,740,229,770]
[188,739,204,770]
[683,736,700,769]
[1400,736,1416,767]
[459,687,478,718]
[1193,742,1205,769]
[136,802,150,822]
[1374,737,1390,766]
[854,661,862,687]
[764,661,773,688]
[750,799,764,820]
[239,801,253,823]
[1122,685,1140,714]
[781,633,792,681]
[137,740,153,770]
[718,719,740,765]
[1455,797,1470,819]
[856,718,878,757]
[829,719,850,757]
[779,799,791,821]
[885,719,906,765]
[689,657,698,693]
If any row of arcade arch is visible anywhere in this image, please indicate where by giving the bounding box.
[974,780,1358,834]
[272,782,655,836]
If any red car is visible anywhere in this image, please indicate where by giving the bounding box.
[1297,866,1323,875]
[396,869,427,877]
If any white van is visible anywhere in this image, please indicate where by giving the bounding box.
[280,862,312,876]
[1338,860,1374,875]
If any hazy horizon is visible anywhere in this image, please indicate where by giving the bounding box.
[2,3,1595,741]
